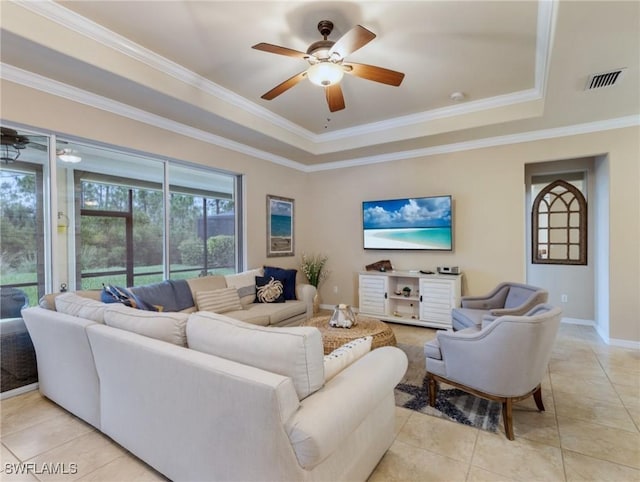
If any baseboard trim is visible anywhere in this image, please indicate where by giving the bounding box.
[561,317,595,326]
[595,328,640,350]
[1,382,39,400]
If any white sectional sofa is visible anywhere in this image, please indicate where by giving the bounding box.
[22,271,408,481]
[38,268,316,328]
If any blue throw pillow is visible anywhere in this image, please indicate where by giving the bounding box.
[254,276,285,303]
[263,266,297,300]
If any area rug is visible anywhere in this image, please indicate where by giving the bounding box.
[394,343,501,432]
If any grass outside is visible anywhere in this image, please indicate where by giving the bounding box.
[1,265,235,307]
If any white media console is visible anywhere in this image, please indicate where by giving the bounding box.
[358,270,462,329]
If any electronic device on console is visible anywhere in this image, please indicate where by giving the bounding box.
[437,266,460,275]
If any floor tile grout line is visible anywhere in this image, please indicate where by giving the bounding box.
[463,424,480,482]
[588,332,640,434]
[5,419,97,465]
[561,447,640,473]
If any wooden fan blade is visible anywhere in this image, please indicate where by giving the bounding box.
[325,84,345,112]
[252,42,309,59]
[261,71,308,100]
[329,25,376,58]
[344,62,405,86]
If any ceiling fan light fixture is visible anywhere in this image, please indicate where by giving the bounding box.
[307,62,344,87]
[1,127,28,163]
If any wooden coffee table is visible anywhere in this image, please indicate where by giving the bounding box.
[302,315,397,355]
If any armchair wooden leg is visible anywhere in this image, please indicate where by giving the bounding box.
[427,374,437,407]
[502,398,514,440]
[533,385,545,411]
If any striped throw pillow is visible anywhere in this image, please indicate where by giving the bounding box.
[196,288,243,314]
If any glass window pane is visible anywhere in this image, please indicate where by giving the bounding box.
[0,131,48,307]
[569,229,580,243]
[550,229,567,243]
[569,212,580,227]
[168,164,237,278]
[569,245,580,259]
[537,244,548,259]
[538,213,548,228]
[550,212,566,227]
[56,142,164,289]
[549,244,567,259]
[538,229,548,243]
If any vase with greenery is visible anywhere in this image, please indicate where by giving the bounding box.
[300,253,329,314]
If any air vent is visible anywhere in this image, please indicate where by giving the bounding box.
[585,68,626,90]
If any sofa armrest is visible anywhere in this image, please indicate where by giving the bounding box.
[489,290,548,317]
[285,346,407,470]
[460,284,510,310]
[295,283,317,318]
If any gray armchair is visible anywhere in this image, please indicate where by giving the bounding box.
[452,281,548,331]
[425,303,562,440]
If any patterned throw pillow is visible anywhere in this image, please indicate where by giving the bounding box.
[254,276,285,303]
[323,336,373,382]
[263,266,297,300]
[195,288,243,314]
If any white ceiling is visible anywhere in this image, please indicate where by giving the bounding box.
[1,1,638,169]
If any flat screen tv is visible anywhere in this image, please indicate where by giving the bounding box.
[362,195,453,251]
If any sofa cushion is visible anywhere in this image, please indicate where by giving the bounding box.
[254,276,285,303]
[186,311,324,399]
[504,286,535,309]
[54,293,107,323]
[40,290,102,311]
[224,309,270,326]
[104,304,188,346]
[225,268,263,306]
[195,288,243,314]
[264,266,297,300]
[54,293,108,323]
[424,337,442,360]
[228,300,307,326]
[451,307,487,329]
[324,336,372,382]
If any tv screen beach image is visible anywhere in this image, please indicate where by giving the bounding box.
[363,196,452,250]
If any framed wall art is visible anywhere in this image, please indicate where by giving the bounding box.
[266,194,294,257]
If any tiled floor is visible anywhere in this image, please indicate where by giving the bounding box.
[1,323,638,481]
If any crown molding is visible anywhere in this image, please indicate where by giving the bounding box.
[307,115,640,172]
[14,0,556,149]
[3,63,637,173]
[316,89,542,142]
[0,63,306,171]
[15,0,313,140]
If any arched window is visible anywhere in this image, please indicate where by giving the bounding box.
[532,179,587,265]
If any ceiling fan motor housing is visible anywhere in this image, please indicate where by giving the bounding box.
[306,40,335,60]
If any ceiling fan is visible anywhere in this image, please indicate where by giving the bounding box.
[1,127,29,163]
[252,20,405,112]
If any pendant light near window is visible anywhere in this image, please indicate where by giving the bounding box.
[0,127,29,163]
[57,148,82,163]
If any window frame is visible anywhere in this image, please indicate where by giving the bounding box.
[531,179,587,265]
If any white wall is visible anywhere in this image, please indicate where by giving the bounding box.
[305,129,640,344]
[594,154,610,341]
